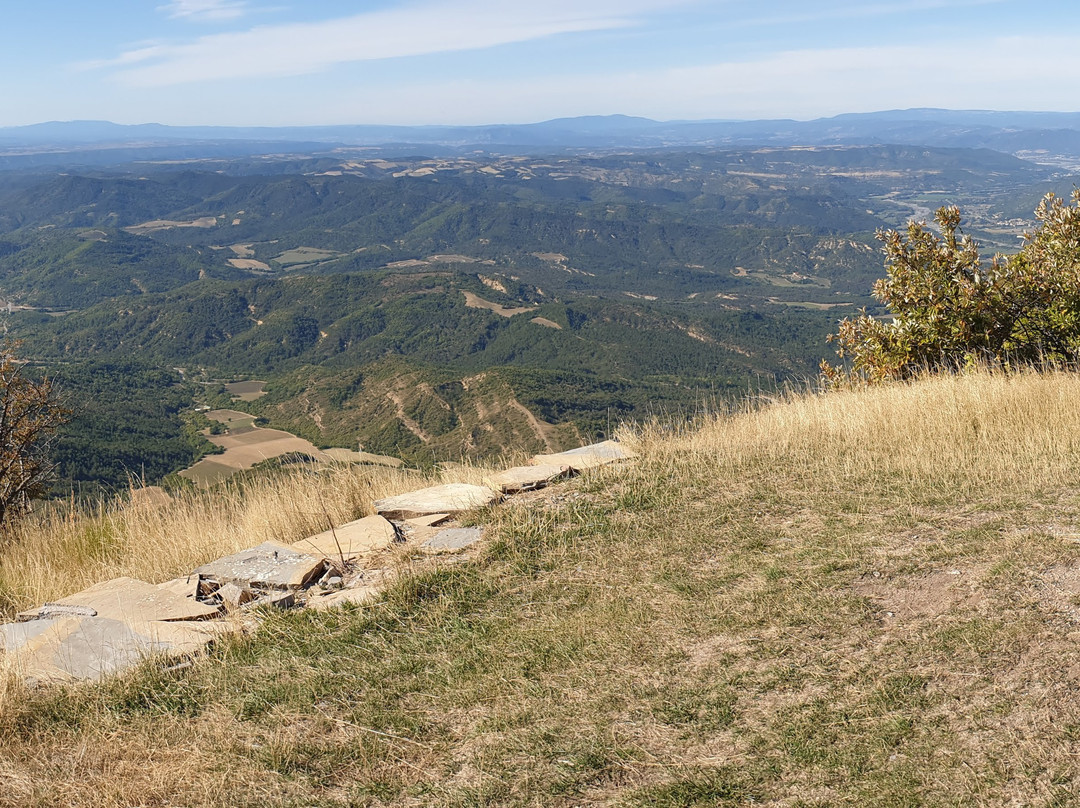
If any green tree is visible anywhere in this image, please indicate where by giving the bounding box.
[823,191,1080,383]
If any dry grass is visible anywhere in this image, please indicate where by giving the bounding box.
[663,366,1080,494]
[6,368,1080,805]
[0,460,498,619]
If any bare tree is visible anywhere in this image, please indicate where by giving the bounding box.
[0,344,69,527]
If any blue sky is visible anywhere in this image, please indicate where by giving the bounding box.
[2,0,1079,127]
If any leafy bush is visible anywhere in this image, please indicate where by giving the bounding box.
[823,191,1080,382]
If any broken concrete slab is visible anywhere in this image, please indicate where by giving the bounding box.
[374,484,500,520]
[530,440,638,471]
[0,615,228,683]
[194,542,326,590]
[421,526,484,553]
[157,574,201,600]
[216,582,255,610]
[291,514,397,562]
[306,586,379,611]
[488,464,569,494]
[17,577,221,623]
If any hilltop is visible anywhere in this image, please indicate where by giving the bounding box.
[3,368,1080,805]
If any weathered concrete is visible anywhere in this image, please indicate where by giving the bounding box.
[194,542,326,590]
[531,440,637,471]
[157,574,201,600]
[0,616,227,683]
[488,464,569,493]
[18,577,220,623]
[374,484,500,520]
[291,514,397,562]
[421,527,484,553]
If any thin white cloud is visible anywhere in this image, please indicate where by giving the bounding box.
[159,1,250,22]
[731,0,1007,29]
[97,0,684,87]
[308,35,1080,125]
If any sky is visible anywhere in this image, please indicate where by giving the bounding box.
[2,0,1080,127]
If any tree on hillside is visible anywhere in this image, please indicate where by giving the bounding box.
[822,191,1080,383]
[0,345,69,528]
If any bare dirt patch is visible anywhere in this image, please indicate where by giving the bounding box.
[530,316,562,329]
[1033,565,1080,621]
[385,259,430,269]
[229,244,254,258]
[321,448,403,467]
[853,567,987,620]
[462,291,537,318]
[180,428,328,486]
[124,217,217,235]
[227,258,272,271]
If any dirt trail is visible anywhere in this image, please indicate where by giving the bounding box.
[508,399,557,451]
[386,391,432,443]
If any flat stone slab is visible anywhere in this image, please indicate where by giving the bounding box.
[374,484,500,520]
[0,616,227,683]
[291,515,397,561]
[194,542,326,590]
[421,527,484,553]
[18,577,220,623]
[531,440,638,471]
[488,464,569,494]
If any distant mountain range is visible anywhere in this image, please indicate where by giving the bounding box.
[4,110,1080,166]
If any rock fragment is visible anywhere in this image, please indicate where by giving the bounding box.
[421,526,484,553]
[530,440,637,471]
[194,542,326,590]
[17,577,221,623]
[488,464,569,493]
[374,484,499,520]
[291,514,397,562]
[0,616,228,683]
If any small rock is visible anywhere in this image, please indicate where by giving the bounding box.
[421,526,484,553]
[216,582,255,609]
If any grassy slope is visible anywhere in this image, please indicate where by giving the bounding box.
[6,369,1080,805]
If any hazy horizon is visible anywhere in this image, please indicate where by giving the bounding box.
[2,1,1079,129]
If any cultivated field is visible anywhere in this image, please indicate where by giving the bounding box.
[223,380,266,401]
[123,217,217,235]
[180,426,327,486]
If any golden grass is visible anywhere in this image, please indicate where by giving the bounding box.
[656,367,1080,495]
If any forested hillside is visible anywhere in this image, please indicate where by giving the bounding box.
[0,144,1070,489]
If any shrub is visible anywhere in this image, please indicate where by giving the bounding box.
[822,190,1080,383]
